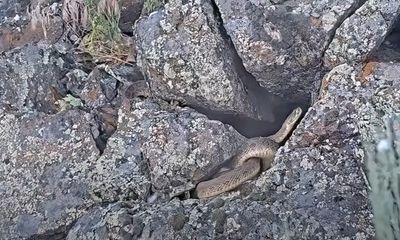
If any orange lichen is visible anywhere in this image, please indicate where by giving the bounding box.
[357,61,377,85]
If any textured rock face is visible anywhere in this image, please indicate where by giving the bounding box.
[63,62,400,239]
[214,0,361,102]
[0,110,100,239]
[324,0,400,68]
[0,1,64,53]
[135,0,263,120]
[118,0,144,33]
[0,99,248,239]
[0,44,74,113]
[108,99,246,199]
[2,0,400,238]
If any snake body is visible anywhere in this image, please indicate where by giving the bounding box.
[194,107,302,199]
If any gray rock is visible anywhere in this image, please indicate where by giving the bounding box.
[66,203,140,240]
[106,99,246,199]
[371,23,400,62]
[324,0,400,68]
[0,3,64,53]
[0,43,75,113]
[79,68,119,108]
[118,0,144,33]
[214,0,361,102]
[0,110,99,239]
[135,0,263,120]
[3,1,400,239]
[63,61,400,239]
[0,57,148,238]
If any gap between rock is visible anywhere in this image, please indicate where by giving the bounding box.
[321,0,368,66]
[183,0,310,138]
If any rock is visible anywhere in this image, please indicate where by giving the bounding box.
[213,0,361,102]
[2,0,399,238]
[112,99,246,198]
[0,46,155,238]
[62,64,146,111]
[66,203,141,240]
[0,110,100,239]
[324,0,400,68]
[118,0,144,33]
[77,67,119,108]
[0,0,30,24]
[135,0,264,120]
[62,61,400,239]
[371,23,400,62]
[0,43,76,113]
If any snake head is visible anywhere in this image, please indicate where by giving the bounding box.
[287,107,303,125]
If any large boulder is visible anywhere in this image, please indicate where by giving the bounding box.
[135,0,267,120]
[0,44,75,113]
[324,0,400,68]
[0,110,99,239]
[63,61,400,239]
[213,0,361,102]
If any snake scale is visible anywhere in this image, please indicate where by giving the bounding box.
[193,107,303,199]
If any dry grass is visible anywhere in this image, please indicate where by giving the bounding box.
[62,0,132,64]
[27,0,58,39]
[62,0,89,36]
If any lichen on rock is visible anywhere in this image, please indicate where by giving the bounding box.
[135,0,262,119]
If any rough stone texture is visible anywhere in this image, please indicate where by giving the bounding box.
[64,67,119,109]
[0,43,75,113]
[60,64,146,110]
[135,0,263,120]
[370,18,400,62]
[324,0,400,68]
[0,0,30,23]
[0,45,147,239]
[118,0,144,33]
[3,0,400,238]
[0,110,100,239]
[214,0,361,102]
[66,203,141,240]
[0,95,249,239]
[113,99,246,198]
[62,62,400,239]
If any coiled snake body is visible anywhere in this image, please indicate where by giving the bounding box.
[193,107,303,199]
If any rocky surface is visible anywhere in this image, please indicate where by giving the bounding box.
[214,0,361,102]
[0,110,100,239]
[64,62,400,239]
[370,16,400,62]
[135,0,267,120]
[324,0,400,68]
[0,43,76,113]
[2,0,400,239]
[118,0,144,33]
[0,0,64,53]
[0,97,249,239]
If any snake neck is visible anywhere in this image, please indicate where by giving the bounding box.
[269,107,302,143]
[268,127,288,143]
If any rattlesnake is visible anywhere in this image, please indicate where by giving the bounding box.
[193,107,303,199]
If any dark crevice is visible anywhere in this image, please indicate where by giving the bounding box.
[89,106,118,155]
[370,16,400,62]
[89,121,106,155]
[190,102,304,138]
[322,0,368,61]
[188,0,308,137]
[315,0,367,101]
